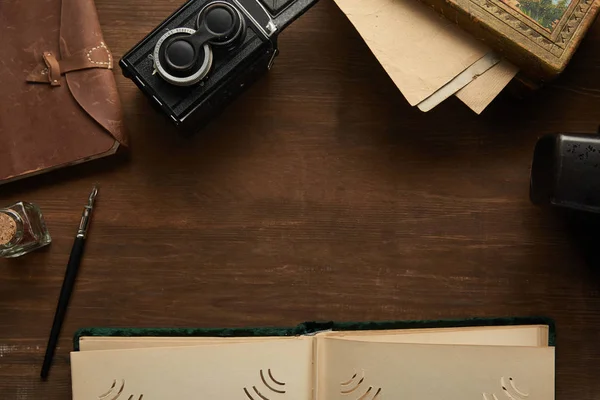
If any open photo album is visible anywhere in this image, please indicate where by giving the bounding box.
[71,323,554,400]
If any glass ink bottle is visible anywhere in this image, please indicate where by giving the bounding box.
[0,201,51,258]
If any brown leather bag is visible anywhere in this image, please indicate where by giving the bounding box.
[0,0,128,185]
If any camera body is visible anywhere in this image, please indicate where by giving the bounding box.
[530,132,600,213]
[120,0,319,130]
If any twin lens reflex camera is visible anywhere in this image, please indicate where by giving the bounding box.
[120,0,319,130]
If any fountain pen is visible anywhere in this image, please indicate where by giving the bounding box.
[41,186,98,380]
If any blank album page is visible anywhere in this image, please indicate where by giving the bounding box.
[324,325,549,347]
[71,337,313,400]
[317,338,554,400]
[78,335,299,351]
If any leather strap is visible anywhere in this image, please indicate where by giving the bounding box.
[26,42,113,86]
[43,52,62,86]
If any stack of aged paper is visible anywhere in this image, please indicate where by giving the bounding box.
[333,0,520,114]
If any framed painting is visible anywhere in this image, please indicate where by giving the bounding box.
[417,0,600,81]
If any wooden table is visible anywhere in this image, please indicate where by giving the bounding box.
[1,0,600,398]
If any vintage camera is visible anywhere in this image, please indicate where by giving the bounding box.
[530,132,600,214]
[120,0,319,130]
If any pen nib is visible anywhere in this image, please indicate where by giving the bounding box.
[88,186,99,208]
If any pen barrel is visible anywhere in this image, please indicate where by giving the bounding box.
[61,237,86,303]
[41,236,86,379]
[77,207,92,238]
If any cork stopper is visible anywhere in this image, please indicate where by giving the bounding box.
[0,212,17,245]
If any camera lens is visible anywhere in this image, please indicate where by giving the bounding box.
[197,2,245,47]
[165,39,195,71]
[153,28,213,87]
[205,7,234,34]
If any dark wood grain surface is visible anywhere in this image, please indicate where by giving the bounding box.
[1,0,600,398]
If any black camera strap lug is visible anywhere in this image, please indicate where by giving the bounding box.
[233,0,277,38]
